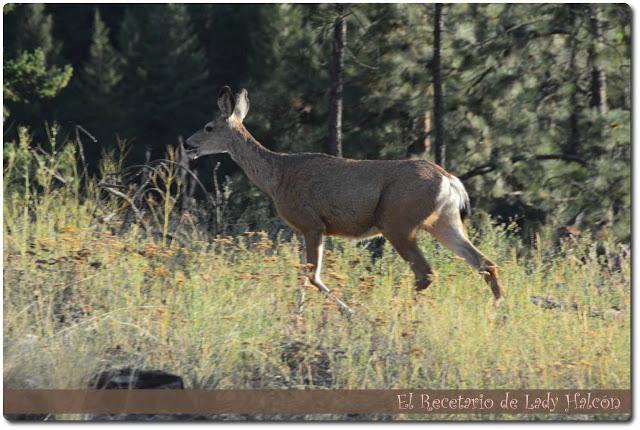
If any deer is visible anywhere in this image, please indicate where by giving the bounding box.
[186,86,504,314]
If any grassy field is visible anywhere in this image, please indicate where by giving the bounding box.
[3,135,630,420]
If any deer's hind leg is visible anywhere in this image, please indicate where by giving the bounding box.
[383,226,435,292]
[426,216,503,300]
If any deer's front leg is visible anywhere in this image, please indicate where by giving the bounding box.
[303,231,331,293]
[302,231,353,316]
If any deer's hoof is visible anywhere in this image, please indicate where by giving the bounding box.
[415,273,437,292]
[415,284,431,293]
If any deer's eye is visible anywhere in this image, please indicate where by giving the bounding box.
[205,125,213,132]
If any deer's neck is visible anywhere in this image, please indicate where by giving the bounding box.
[226,122,282,196]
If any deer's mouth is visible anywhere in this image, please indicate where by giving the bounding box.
[184,140,200,160]
[185,147,200,160]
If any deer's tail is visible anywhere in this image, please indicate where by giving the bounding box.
[449,175,471,222]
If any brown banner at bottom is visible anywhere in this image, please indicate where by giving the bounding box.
[3,389,631,415]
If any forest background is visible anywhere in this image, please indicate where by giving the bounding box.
[3,3,631,242]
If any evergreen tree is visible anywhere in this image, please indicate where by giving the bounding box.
[11,4,61,62]
[4,50,72,106]
[3,50,73,124]
[79,10,121,104]
[0,3,630,240]
[119,4,210,159]
[3,4,72,131]
[435,3,629,239]
[239,4,329,154]
[188,4,263,89]
[47,4,126,69]
[334,3,433,160]
[67,9,123,160]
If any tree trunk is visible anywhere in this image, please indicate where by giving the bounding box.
[588,6,608,114]
[327,5,346,157]
[566,21,580,157]
[423,85,433,156]
[432,3,445,168]
[407,110,432,159]
[421,110,433,156]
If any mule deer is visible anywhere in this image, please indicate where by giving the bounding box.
[186,87,504,313]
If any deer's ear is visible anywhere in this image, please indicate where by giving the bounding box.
[217,86,234,117]
[233,89,250,122]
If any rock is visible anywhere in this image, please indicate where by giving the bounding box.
[89,367,203,421]
[90,367,184,389]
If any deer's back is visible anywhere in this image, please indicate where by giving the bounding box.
[273,154,446,237]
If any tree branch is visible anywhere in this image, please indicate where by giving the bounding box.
[458,153,587,181]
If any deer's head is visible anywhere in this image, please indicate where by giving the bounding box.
[185,86,250,159]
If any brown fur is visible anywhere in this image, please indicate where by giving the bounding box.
[186,87,504,303]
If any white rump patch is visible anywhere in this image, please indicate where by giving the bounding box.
[435,175,469,217]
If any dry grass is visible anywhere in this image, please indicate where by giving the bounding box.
[2,133,630,420]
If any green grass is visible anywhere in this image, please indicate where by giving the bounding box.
[2,134,630,420]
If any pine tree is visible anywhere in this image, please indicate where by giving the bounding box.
[4,50,72,107]
[0,3,631,241]
[336,4,433,160]
[243,4,329,154]
[3,50,73,124]
[69,9,122,151]
[119,4,210,158]
[3,4,72,128]
[12,4,61,63]
[80,10,121,98]
[188,4,263,88]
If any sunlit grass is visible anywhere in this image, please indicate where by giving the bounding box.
[2,134,630,420]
